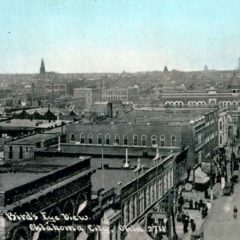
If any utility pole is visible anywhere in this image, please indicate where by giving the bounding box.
[31,83,34,106]
[167,188,178,240]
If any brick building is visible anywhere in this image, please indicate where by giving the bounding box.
[0,153,93,240]
[65,108,219,168]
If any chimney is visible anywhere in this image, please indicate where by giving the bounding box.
[123,148,129,168]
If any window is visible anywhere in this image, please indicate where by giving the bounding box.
[220,135,222,145]
[105,134,110,145]
[70,133,75,141]
[141,135,147,146]
[88,134,93,144]
[97,134,102,145]
[171,136,176,146]
[133,135,138,146]
[115,134,120,144]
[160,135,165,146]
[151,135,157,145]
[123,134,128,145]
[9,146,13,159]
[80,133,85,144]
[19,146,23,159]
[219,121,222,131]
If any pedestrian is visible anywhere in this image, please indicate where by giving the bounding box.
[190,219,196,232]
[181,212,186,222]
[233,206,238,219]
[199,199,203,210]
[189,199,193,209]
[183,217,189,233]
[194,200,198,210]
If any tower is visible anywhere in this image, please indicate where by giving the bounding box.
[40,58,46,74]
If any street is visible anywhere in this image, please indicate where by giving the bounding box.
[204,170,240,239]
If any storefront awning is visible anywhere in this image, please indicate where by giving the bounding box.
[189,167,210,184]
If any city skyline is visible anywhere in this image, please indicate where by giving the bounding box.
[1,0,240,73]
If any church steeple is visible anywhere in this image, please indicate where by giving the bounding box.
[40,58,46,74]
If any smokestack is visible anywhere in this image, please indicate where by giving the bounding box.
[31,83,34,106]
[57,135,61,151]
[123,148,129,168]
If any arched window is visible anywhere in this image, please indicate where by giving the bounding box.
[70,133,75,141]
[80,133,85,144]
[133,135,138,146]
[97,134,102,145]
[227,102,231,110]
[171,135,176,146]
[123,134,128,145]
[141,135,147,146]
[233,102,237,110]
[151,135,157,145]
[105,134,110,145]
[219,121,222,131]
[115,134,120,145]
[88,134,93,144]
[160,135,165,146]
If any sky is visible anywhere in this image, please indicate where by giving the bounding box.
[1,0,240,73]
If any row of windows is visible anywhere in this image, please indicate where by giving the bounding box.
[103,96,127,101]
[104,90,127,95]
[165,101,240,109]
[123,170,173,225]
[70,133,177,147]
[165,101,207,108]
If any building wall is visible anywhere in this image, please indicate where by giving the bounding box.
[191,109,218,165]
[74,88,93,109]
[66,122,190,149]
[218,110,229,147]
[4,135,58,162]
[1,157,92,240]
[4,144,35,161]
[120,150,187,229]
[102,88,128,102]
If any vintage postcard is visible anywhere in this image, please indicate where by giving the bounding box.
[0,1,239,240]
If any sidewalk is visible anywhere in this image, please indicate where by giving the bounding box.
[175,183,221,240]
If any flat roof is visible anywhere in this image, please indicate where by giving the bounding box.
[0,119,60,129]
[5,133,58,145]
[91,169,134,192]
[0,155,89,192]
[0,172,47,191]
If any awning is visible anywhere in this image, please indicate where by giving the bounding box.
[189,167,210,184]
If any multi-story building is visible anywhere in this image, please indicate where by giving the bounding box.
[0,152,93,240]
[65,108,219,168]
[151,74,240,137]
[102,88,128,102]
[89,149,188,240]
[73,88,93,109]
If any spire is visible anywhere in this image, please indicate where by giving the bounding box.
[40,58,46,74]
[163,66,169,73]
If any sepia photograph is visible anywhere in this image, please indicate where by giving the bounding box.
[0,0,240,239]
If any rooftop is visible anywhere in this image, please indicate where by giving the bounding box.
[0,119,60,129]
[0,155,89,192]
[5,133,58,145]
